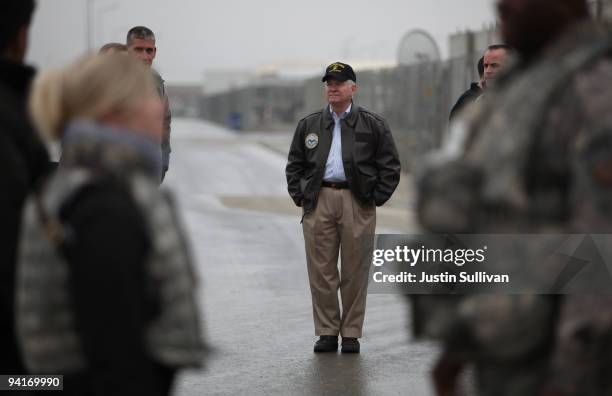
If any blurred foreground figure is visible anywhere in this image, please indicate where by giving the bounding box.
[0,0,51,375]
[16,54,204,396]
[416,0,612,395]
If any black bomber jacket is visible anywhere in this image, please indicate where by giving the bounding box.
[285,104,401,215]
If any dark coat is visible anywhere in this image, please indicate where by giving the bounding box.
[286,104,401,215]
[60,179,174,396]
[27,120,181,394]
[0,59,50,374]
[449,82,483,122]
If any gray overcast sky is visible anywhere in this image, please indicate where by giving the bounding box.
[27,0,496,84]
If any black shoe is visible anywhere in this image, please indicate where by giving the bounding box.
[341,337,360,353]
[314,336,338,352]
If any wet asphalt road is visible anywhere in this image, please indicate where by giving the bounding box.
[164,119,438,396]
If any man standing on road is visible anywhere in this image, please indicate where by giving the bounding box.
[449,45,513,122]
[126,26,171,182]
[481,44,513,90]
[0,0,51,374]
[286,62,401,354]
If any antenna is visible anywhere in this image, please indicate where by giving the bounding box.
[397,29,441,66]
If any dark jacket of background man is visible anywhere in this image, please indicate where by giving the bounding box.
[287,106,401,215]
[0,0,52,374]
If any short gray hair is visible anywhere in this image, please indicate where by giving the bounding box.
[126,26,155,45]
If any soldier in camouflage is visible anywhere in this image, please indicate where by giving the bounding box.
[19,53,204,395]
[415,0,612,394]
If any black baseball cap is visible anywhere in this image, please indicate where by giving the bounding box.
[322,62,356,83]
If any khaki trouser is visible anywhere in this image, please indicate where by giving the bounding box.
[302,187,376,338]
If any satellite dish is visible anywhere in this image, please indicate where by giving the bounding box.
[397,29,441,66]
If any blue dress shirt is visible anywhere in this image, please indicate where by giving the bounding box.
[323,103,352,182]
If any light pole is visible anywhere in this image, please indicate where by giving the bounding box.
[86,0,93,51]
[86,0,119,52]
[96,2,119,46]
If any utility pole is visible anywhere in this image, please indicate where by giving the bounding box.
[86,0,119,52]
[96,2,119,45]
[86,0,93,51]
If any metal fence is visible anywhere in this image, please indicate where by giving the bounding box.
[199,53,481,170]
[199,83,304,132]
[197,8,612,170]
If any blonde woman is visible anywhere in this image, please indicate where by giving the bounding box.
[16,54,204,396]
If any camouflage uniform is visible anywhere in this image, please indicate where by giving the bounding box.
[152,69,172,181]
[416,21,612,395]
[16,120,204,375]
